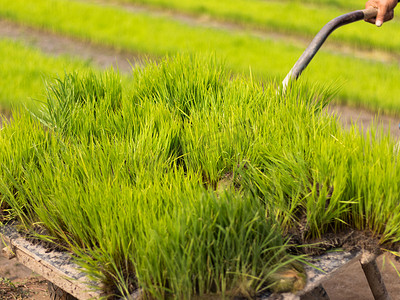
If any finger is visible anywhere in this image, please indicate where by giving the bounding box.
[375,5,388,26]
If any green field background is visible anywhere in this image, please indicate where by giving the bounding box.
[1,0,400,113]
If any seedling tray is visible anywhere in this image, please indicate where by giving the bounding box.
[0,225,103,300]
[2,224,389,300]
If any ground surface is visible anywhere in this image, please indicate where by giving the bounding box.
[1,8,400,299]
[0,245,49,299]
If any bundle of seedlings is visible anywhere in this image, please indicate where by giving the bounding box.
[1,55,399,299]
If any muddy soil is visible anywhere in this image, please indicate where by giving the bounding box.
[0,244,49,299]
[329,104,400,138]
[0,19,141,73]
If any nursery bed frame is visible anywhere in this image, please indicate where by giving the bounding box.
[0,225,390,300]
[0,225,102,300]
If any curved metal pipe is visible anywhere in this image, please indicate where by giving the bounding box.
[282,7,378,91]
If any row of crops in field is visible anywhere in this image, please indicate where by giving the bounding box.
[119,0,400,50]
[1,0,400,298]
[121,0,367,12]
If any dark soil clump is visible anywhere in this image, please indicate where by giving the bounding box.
[288,228,382,257]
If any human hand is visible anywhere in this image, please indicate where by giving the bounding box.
[365,0,398,26]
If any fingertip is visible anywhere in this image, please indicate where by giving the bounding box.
[376,20,383,26]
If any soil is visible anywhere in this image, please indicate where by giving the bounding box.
[329,103,400,138]
[0,244,49,299]
[0,19,142,74]
[1,10,400,299]
[324,253,400,300]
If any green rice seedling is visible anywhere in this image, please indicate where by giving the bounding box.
[0,55,307,297]
[40,71,123,138]
[133,189,304,299]
[3,55,400,298]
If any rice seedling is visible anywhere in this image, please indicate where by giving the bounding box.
[1,55,400,298]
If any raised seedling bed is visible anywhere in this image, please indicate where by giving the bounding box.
[1,225,102,300]
[1,224,390,300]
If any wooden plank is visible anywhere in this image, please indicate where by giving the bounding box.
[0,225,103,300]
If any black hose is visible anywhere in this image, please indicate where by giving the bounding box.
[282,8,377,90]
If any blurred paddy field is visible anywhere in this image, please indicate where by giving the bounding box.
[1,0,400,114]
